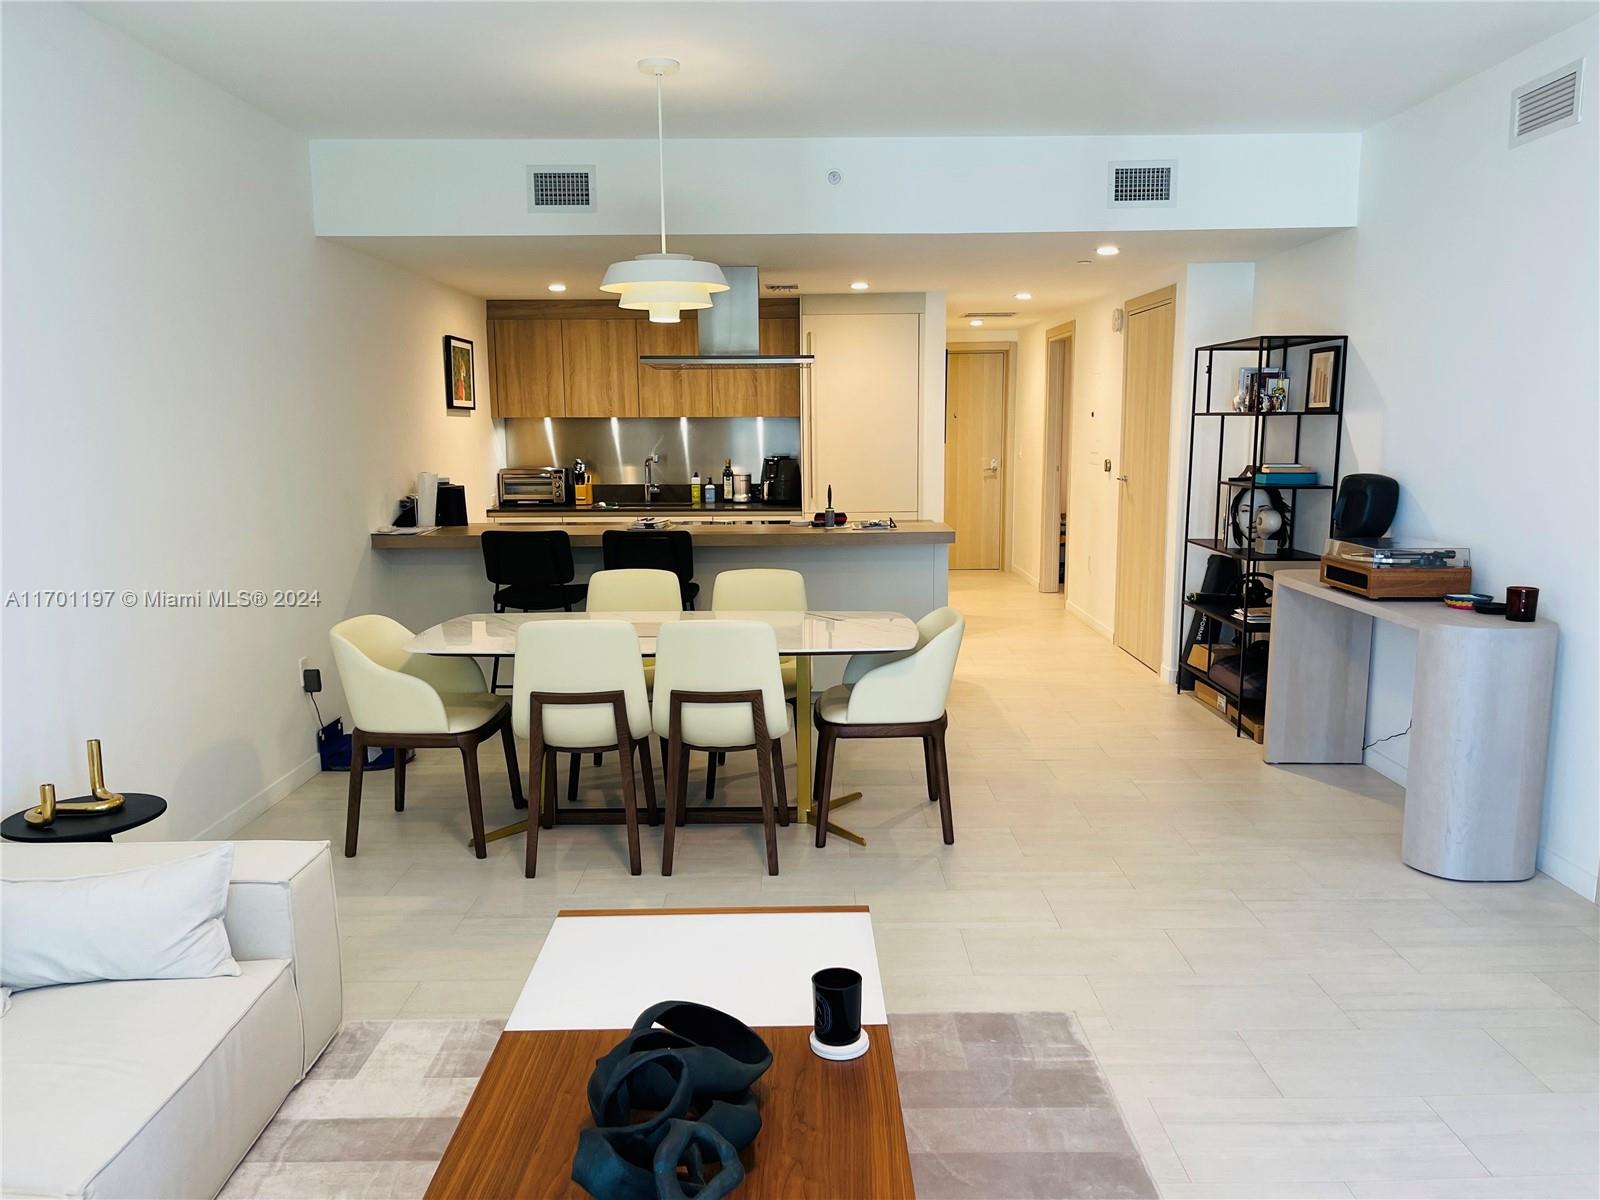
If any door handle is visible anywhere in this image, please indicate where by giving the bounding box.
[1116,474,1130,482]
[986,457,999,474]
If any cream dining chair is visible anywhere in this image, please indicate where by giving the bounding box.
[571,569,684,802]
[810,607,965,847]
[329,614,523,860]
[652,620,790,876]
[511,619,657,879]
[707,569,807,800]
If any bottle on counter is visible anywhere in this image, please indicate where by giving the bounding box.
[703,473,716,505]
[690,471,702,506]
[722,459,734,501]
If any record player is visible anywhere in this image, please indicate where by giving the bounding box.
[1319,538,1473,599]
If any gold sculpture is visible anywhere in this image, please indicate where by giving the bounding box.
[24,740,126,827]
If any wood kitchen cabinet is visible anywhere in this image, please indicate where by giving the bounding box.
[637,319,714,417]
[487,318,565,418]
[710,317,802,417]
[562,320,639,417]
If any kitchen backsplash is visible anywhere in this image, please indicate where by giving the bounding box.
[504,417,800,485]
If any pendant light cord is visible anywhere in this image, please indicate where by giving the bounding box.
[655,70,667,255]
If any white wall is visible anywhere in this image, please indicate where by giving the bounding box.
[311,133,1360,237]
[1010,263,1254,659]
[1252,17,1600,897]
[1,4,498,838]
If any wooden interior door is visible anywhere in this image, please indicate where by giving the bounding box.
[944,348,1007,569]
[1113,286,1176,671]
[562,320,638,417]
[488,319,565,418]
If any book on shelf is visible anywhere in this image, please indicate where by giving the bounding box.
[1233,606,1273,624]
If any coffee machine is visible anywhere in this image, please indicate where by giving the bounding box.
[760,455,802,507]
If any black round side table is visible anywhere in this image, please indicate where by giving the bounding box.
[1,793,167,843]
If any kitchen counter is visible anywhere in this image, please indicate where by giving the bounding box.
[372,520,954,550]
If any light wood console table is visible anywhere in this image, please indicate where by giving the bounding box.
[1264,570,1557,881]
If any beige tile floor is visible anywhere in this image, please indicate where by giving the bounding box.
[239,571,1600,1198]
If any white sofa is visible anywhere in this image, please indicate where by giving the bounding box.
[1,840,342,1200]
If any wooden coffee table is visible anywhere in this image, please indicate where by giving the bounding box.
[426,905,914,1199]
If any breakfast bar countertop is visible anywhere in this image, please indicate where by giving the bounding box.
[371,520,955,550]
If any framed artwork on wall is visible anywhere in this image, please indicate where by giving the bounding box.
[444,335,475,411]
[1307,345,1341,410]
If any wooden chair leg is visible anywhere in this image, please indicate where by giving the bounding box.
[770,738,789,826]
[753,735,780,876]
[567,751,581,807]
[923,736,939,802]
[501,720,526,810]
[393,744,407,813]
[813,728,838,849]
[705,750,718,800]
[673,740,690,828]
[618,734,642,877]
[749,703,778,874]
[932,720,955,845]
[662,734,683,876]
[344,731,367,857]
[460,737,487,859]
[525,722,546,878]
[540,749,557,830]
[638,739,661,826]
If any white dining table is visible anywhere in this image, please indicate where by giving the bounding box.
[405,610,919,845]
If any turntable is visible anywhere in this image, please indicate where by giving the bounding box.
[1320,538,1473,599]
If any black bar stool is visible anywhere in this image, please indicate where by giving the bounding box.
[481,530,588,691]
[600,530,699,610]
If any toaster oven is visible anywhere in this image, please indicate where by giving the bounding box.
[498,467,572,507]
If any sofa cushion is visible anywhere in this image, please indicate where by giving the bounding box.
[0,959,302,1199]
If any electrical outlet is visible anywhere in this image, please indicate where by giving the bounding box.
[297,657,309,688]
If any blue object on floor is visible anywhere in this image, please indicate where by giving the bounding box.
[318,718,402,772]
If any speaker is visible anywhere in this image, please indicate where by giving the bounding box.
[1332,474,1399,539]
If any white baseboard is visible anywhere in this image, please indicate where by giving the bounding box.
[1363,743,1409,788]
[1009,564,1039,588]
[192,751,321,841]
[1065,599,1113,640]
[1535,846,1599,901]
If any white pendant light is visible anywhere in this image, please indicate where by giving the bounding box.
[601,58,728,324]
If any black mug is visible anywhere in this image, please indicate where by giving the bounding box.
[812,967,863,1047]
[1506,586,1539,623]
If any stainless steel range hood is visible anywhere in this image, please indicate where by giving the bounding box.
[640,266,813,369]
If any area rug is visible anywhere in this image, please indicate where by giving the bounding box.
[222,1013,1156,1200]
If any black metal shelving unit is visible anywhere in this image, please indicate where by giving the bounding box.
[1177,334,1348,736]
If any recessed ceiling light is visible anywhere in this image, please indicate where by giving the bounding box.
[1096,245,1120,257]
[969,318,984,327]
[1014,292,1032,301]
[850,281,870,290]
[547,282,568,292]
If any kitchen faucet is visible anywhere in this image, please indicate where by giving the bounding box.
[644,453,661,503]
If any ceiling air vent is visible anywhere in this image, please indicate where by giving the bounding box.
[1108,160,1176,207]
[1510,61,1583,147]
[527,166,594,211]
[764,283,800,292]
[963,311,1016,319]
